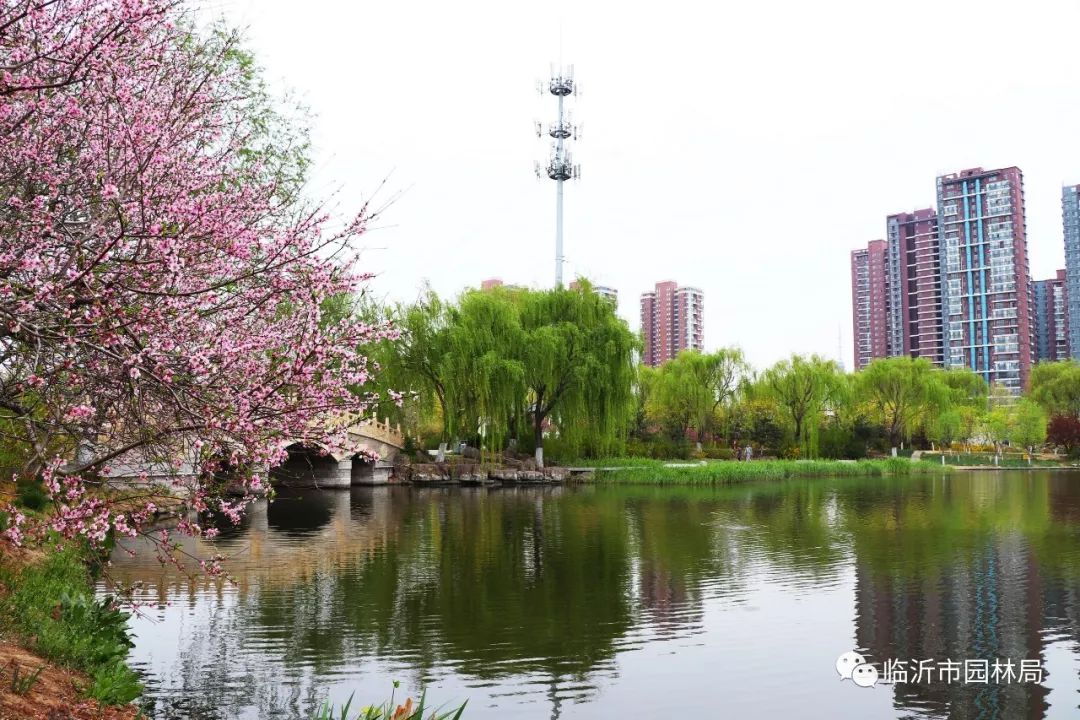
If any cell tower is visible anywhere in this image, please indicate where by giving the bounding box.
[535,64,580,287]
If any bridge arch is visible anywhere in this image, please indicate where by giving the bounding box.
[269,443,354,489]
[269,426,402,489]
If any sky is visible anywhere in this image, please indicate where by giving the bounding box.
[211,0,1080,371]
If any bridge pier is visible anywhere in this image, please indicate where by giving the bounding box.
[352,460,393,486]
[322,459,354,488]
[271,451,353,489]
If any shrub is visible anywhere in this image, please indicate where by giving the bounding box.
[625,438,692,460]
[818,425,868,460]
[702,446,736,460]
[1048,415,1080,454]
[0,545,142,704]
[14,478,48,512]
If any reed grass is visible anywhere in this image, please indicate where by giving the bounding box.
[585,458,948,485]
[313,685,466,720]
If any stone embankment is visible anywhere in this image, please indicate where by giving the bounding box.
[401,462,576,486]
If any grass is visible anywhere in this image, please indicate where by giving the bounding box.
[580,458,948,485]
[566,456,686,468]
[0,542,142,705]
[921,453,1076,468]
[314,684,466,720]
[2,661,45,695]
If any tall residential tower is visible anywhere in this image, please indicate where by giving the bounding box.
[1033,269,1069,362]
[937,167,1032,394]
[886,209,943,364]
[851,240,888,370]
[640,281,704,367]
[1063,185,1080,359]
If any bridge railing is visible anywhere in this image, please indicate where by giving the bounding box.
[350,416,405,448]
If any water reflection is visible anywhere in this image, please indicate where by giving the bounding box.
[107,473,1080,719]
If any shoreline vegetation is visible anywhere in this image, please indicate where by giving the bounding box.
[0,539,141,719]
[918,451,1079,469]
[575,457,946,484]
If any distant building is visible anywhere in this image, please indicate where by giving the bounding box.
[1034,269,1069,362]
[569,280,619,310]
[850,240,888,370]
[639,281,704,366]
[851,210,942,371]
[886,209,943,364]
[938,166,1033,394]
[1063,185,1080,359]
[595,285,619,309]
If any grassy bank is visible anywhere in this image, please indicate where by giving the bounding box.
[0,542,141,705]
[920,453,1077,468]
[579,458,949,485]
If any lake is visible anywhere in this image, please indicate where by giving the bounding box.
[105,471,1080,719]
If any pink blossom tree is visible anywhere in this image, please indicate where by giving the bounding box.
[0,1,393,579]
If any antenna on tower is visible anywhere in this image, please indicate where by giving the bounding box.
[534,63,580,287]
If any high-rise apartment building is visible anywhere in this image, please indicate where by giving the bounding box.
[1062,185,1080,359]
[886,209,943,364]
[639,281,704,366]
[850,240,888,370]
[1034,269,1069,362]
[937,167,1033,394]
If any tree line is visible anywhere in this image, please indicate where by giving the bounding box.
[368,285,1080,461]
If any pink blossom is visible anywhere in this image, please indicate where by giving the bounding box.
[64,404,95,421]
[0,0,395,594]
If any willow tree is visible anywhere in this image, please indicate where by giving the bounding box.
[362,287,457,459]
[856,356,949,448]
[1011,399,1048,454]
[632,364,660,440]
[692,348,748,440]
[1030,361,1080,418]
[515,283,637,465]
[760,354,841,457]
[648,354,707,440]
[443,289,524,451]
[931,368,989,449]
[646,348,747,443]
[941,367,990,407]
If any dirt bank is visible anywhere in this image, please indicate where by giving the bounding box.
[0,642,136,720]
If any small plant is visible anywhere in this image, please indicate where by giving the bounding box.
[14,478,49,512]
[2,661,45,696]
[313,683,466,720]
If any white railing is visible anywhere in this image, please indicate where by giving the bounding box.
[352,417,406,448]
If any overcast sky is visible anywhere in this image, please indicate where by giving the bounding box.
[214,0,1080,371]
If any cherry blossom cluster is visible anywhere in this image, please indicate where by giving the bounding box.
[0,1,396,573]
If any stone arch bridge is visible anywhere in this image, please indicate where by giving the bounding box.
[271,418,406,488]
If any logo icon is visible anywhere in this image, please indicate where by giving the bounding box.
[836,650,866,681]
[852,663,879,688]
[836,650,877,688]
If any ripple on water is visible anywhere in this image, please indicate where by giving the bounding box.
[107,475,1080,720]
